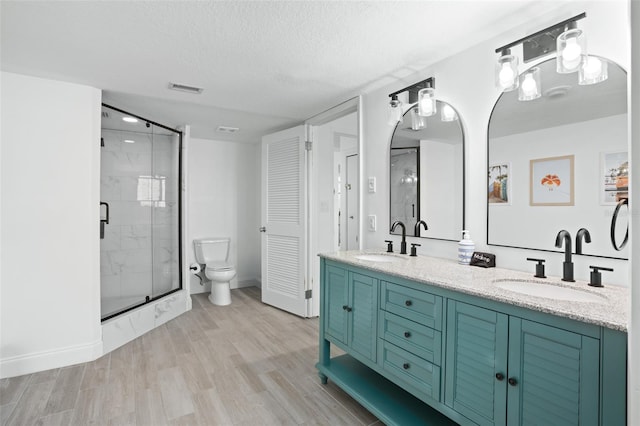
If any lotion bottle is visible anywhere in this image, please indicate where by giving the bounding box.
[458,230,475,265]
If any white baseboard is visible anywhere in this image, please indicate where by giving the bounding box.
[0,339,103,379]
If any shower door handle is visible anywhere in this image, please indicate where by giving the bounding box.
[100,202,110,239]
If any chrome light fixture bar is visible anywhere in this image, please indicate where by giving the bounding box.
[387,77,435,125]
[493,13,606,100]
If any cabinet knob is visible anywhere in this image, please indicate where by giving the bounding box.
[403,363,410,370]
[342,305,348,311]
[405,300,413,307]
[345,306,352,312]
[404,331,411,338]
[495,373,505,381]
[508,377,518,386]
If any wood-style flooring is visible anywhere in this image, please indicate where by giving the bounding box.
[0,287,381,426]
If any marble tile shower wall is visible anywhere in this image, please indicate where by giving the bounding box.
[100,129,179,316]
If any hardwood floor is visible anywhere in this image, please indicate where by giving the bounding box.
[0,288,381,426]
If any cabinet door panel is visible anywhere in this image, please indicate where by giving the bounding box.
[445,301,508,426]
[349,272,378,362]
[508,319,599,426]
[324,265,348,344]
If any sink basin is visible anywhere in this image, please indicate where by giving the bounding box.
[493,280,605,303]
[354,254,402,263]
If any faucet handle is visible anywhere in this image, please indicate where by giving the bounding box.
[526,258,546,278]
[589,265,613,287]
[384,240,394,253]
[410,243,421,257]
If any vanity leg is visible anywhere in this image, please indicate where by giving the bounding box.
[319,372,328,385]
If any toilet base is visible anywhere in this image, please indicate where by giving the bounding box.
[208,281,231,306]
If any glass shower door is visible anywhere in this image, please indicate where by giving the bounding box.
[100,105,181,320]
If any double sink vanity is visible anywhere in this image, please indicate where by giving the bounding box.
[316,251,628,425]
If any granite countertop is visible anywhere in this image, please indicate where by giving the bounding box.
[320,251,629,332]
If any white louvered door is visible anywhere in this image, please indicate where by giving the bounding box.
[261,125,309,317]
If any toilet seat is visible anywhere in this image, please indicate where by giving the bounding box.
[206,261,234,271]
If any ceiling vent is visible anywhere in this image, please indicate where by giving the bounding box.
[217,126,239,133]
[101,111,110,119]
[168,82,204,94]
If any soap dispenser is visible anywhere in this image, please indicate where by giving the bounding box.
[458,230,475,265]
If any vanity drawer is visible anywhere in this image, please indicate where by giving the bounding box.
[381,281,443,330]
[381,311,442,365]
[381,340,441,402]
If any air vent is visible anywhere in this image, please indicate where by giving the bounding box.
[101,111,110,119]
[217,126,239,133]
[168,82,204,94]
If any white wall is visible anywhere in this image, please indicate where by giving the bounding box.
[186,138,260,294]
[0,72,102,378]
[362,1,630,285]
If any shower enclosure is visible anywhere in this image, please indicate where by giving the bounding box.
[100,104,182,321]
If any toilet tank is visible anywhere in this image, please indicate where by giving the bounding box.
[193,238,230,264]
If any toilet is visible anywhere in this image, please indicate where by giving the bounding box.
[193,237,236,306]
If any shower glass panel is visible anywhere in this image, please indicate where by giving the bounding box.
[100,104,182,321]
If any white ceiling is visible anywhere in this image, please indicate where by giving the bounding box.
[1,0,574,143]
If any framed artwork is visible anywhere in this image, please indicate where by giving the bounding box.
[530,155,574,206]
[488,163,511,205]
[600,151,628,205]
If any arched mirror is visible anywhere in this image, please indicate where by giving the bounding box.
[390,100,465,240]
[488,57,628,259]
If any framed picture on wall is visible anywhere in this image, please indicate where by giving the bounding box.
[488,163,511,205]
[530,155,574,206]
[600,151,628,205]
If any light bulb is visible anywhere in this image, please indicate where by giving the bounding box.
[521,74,537,96]
[441,104,458,122]
[562,38,582,69]
[498,63,516,89]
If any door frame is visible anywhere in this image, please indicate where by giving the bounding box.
[306,96,363,317]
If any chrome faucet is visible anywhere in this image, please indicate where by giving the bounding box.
[391,221,407,254]
[575,228,591,254]
[414,220,428,237]
[555,230,574,282]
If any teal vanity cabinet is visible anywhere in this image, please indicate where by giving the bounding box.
[323,264,378,364]
[445,301,602,425]
[317,256,627,426]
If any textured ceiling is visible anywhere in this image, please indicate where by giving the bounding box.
[1,1,573,142]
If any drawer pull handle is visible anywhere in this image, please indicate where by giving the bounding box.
[403,363,410,370]
[495,373,505,381]
[405,300,413,307]
[404,331,411,338]
[508,377,518,386]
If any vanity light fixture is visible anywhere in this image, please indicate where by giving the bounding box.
[579,55,608,85]
[418,87,436,117]
[556,21,586,74]
[494,13,597,99]
[410,107,427,130]
[518,67,542,101]
[441,104,459,122]
[388,77,435,125]
[388,95,404,126]
[495,48,519,91]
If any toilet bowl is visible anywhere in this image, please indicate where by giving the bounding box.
[193,238,237,306]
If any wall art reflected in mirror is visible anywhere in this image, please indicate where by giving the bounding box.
[488,56,628,259]
[390,100,465,240]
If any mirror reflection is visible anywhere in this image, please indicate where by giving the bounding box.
[390,100,465,240]
[488,57,628,259]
